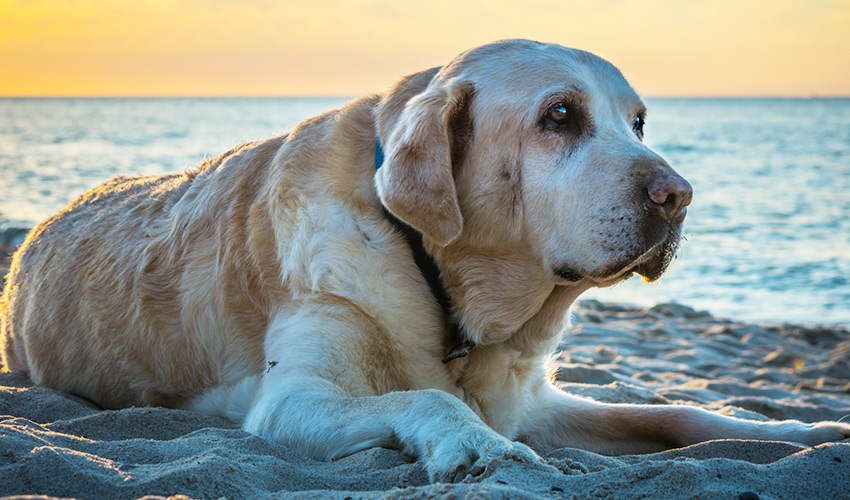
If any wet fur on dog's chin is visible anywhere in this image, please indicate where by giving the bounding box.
[632,237,680,282]
[625,224,682,283]
[570,225,683,287]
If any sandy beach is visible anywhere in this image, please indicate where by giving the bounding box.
[1,248,849,499]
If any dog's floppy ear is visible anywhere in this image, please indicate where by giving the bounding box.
[376,78,474,247]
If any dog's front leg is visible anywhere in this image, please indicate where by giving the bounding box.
[523,383,850,454]
[242,307,538,482]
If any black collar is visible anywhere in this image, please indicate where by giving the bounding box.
[375,138,474,363]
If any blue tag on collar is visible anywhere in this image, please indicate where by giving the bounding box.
[375,137,385,171]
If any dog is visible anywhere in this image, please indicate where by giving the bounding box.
[2,40,848,483]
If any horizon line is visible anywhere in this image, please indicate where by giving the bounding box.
[2,94,850,100]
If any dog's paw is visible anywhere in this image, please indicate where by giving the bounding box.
[422,424,539,483]
[796,421,850,446]
[765,420,850,447]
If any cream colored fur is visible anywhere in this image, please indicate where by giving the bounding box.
[2,40,847,483]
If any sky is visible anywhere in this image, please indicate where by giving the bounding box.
[1,0,848,97]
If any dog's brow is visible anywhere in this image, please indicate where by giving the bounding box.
[538,89,588,116]
[560,88,587,102]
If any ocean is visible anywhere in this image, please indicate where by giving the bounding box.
[1,97,848,327]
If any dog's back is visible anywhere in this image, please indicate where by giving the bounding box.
[0,137,284,408]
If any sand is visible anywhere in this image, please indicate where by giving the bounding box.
[1,248,849,499]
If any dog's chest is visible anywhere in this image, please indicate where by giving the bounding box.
[450,347,545,438]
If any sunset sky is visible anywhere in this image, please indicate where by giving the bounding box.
[1,0,848,97]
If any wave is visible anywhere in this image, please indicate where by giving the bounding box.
[0,222,31,248]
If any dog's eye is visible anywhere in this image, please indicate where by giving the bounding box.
[539,99,590,138]
[633,115,645,136]
[548,104,571,125]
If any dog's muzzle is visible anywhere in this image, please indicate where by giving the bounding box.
[554,168,692,285]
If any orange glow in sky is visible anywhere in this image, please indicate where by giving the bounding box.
[1,0,848,97]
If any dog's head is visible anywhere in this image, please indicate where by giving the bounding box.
[375,40,691,288]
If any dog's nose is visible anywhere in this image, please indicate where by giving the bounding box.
[646,173,692,223]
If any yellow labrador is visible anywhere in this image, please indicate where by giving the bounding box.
[2,40,847,482]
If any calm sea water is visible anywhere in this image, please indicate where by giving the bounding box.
[1,97,848,327]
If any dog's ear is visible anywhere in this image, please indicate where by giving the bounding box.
[376,79,474,247]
